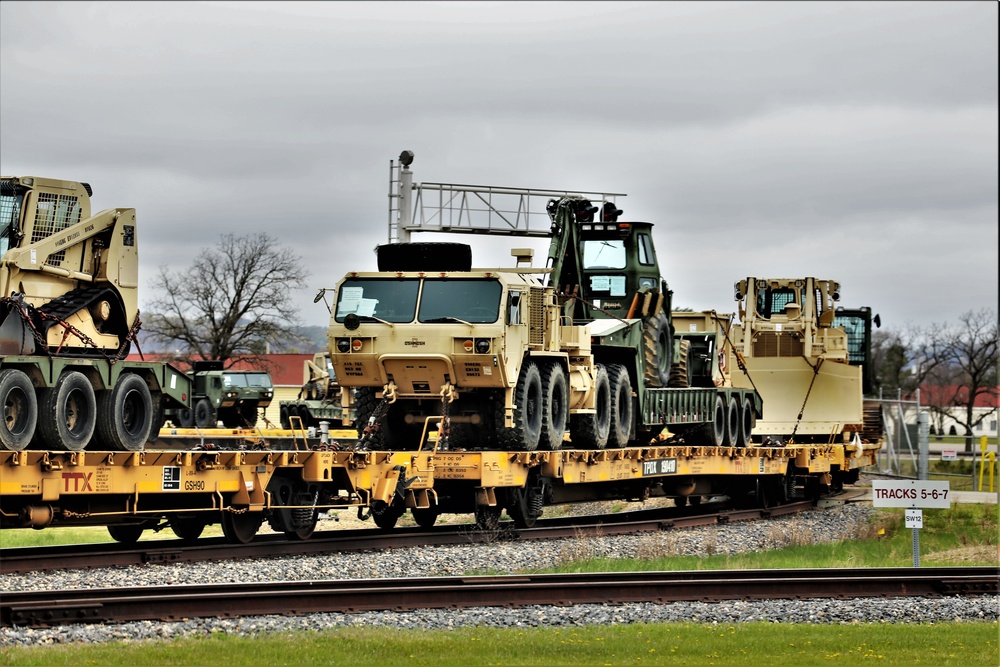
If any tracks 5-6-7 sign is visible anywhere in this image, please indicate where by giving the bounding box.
[871,480,952,508]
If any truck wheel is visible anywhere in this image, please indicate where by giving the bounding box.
[95,373,152,451]
[737,396,755,447]
[177,407,194,428]
[354,387,384,448]
[539,362,568,450]
[503,361,542,451]
[668,339,692,388]
[37,371,96,451]
[607,364,633,448]
[643,312,672,388]
[149,393,165,442]
[297,405,312,428]
[376,242,472,272]
[569,364,610,449]
[279,405,291,429]
[194,398,216,429]
[0,369,37,451]
[724,396,740,447]
[706,394,727,447]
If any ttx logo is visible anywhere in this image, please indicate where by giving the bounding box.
[62,472,94,492]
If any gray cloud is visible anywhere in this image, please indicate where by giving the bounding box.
[2,1,996,332]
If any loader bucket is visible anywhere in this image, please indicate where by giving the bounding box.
[0,301,35,355]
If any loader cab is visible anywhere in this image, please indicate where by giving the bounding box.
[833,306,881,394]
[548,197,666,323]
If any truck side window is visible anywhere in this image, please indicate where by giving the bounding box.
[638,234,655,266]
[507,291,522,325]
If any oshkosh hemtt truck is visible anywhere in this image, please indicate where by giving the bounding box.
[327,152,760,452]
[0,176,190,451]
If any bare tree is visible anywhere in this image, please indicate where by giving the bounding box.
[144,233,310,367]
[909,309,998,451]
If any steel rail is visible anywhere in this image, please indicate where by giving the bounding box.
[3,567,996,628]
[0,500,819,575]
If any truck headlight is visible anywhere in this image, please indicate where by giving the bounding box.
[336,338,351,353]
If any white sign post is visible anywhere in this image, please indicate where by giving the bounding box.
[872,480,951,568]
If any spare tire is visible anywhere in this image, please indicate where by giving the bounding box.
[376,242,472,272]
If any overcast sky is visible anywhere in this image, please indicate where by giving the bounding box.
[2,1,997,334]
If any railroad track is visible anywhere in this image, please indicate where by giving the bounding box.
[1,499,819,575]
[3,567,996,628]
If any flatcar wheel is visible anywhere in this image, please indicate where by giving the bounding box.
[107,524,144,544]
[170,518,206,541]
[221,510,262,544]
[372,501,405,530]
[475,505,502,531]
[285,517,317,541]
[411,507,439,529]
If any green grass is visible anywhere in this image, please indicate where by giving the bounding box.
[501,504,999,574]
[2,622,997,667]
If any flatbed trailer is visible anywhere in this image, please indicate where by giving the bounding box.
[0,437,878,541]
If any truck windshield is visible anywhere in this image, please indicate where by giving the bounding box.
[335,278,419,323]
[418,278,502,323]
[222,373,272,388]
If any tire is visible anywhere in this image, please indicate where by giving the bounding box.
[539,362,568,451]
[643,312,672,388]
[737,395,755,447]
[353,387,384,448]
[194,398,216,429]
[297,405,312,428]
[724,396,739,447]
[706,394,726,447]
[177,407,194,428]
[500,361,543,451]
[95,373,152,451]
[668,339,691,388]
[37,371,96,451]
[279,405,291,429]
[569,364,610,449]
[0,369,37,451]
[148,392,165,442]
[376,242,472,272]
[607,364,633,448]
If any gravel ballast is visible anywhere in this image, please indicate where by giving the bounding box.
[2,503,997,646]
